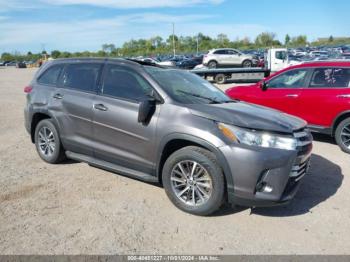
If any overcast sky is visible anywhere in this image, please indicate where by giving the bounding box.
[0,0,349,53]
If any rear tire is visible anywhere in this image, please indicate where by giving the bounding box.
[335,118,350,154]
[34,119,66,164]
[162,146,225,216]
[214,73,226,84]
[208,61,218,69]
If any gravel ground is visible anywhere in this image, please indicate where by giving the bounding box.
[0,67,349,255]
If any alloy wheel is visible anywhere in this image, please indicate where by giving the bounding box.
[340,124,350,149]
[170,160,213,206]
[38,126,56,157]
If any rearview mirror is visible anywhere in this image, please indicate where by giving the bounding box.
[260,81,268,91]
[138,99,156,124]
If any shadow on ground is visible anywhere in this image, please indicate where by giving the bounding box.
[252,153,343,217]
[211,153,343,217]
[312,133,336,145]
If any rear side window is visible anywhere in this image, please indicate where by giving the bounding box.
[309,68,350,88]
[102,65,153,101]
[37,65,63,86]
[62,63,101,92]
[213,50,227,55]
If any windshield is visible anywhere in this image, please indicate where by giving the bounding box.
[144,66,232,104]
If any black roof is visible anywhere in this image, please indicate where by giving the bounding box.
[50,57,165,68]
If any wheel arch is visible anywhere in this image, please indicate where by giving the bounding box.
[30,110,61,143]
[332,110,350,136]
[156,134,234,195]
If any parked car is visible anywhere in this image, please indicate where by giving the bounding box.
[24,58,312,215]
[16,62,27,68]
[176,57,202,69]
[203,48,258,68]
[5,61,17,66]
[140,57,175,67]
[226,61,350,153]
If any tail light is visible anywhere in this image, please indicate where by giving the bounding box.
[24,85,33,93]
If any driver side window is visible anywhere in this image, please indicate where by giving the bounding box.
[267,69,309,88]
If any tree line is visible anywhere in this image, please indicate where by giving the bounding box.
[2,32,350,61]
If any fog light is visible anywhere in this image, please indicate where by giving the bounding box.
[256,182,273,193]
[262,185,273,193]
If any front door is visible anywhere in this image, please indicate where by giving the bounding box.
[248,68,311,117]
[92,64,160,174]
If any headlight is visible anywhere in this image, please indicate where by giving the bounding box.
[218,123,297,150]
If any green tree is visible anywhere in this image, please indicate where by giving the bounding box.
[1,52,15,61]
[51,50,61,59]
[102,44,116,54]
[329,35,334,42]
[285,34,291,46]
[290,35,308,47]
[255,32,277,47]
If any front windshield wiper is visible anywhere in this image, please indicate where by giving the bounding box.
[177,90,222,104]
[222,98,240,103]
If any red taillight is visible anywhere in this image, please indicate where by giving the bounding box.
[24,86,33,93]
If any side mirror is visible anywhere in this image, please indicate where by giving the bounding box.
[138,99,156,124]
[260,81,268,91]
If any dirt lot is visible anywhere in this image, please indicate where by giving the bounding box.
[0,67,349,255]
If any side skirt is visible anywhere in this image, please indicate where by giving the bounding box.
[65,151,158,183]
[307,125,332,136]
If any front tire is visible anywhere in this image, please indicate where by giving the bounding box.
[335,118,350,154]
[34,119,66,163]
[242,60,252,68]
[162,146,225,216]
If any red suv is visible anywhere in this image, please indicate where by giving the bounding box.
[225,61,350,153]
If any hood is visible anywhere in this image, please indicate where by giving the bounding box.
[187,102,306,133]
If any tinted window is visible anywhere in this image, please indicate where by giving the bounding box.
[38,65,63,85]
[309,68,350,88]
[145,66,230,104]
[227,50,238,55]
[102,65,153,101]
[62,63,101,92]
[213,50,227,55]
[275,51,287,60]
[268,69,309,88]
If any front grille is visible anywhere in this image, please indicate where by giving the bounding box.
[290,159,310,181]
[294,128,313,156]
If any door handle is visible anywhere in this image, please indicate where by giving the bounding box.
[93,103,108,111]
[285,94,299,98]
[53,93,63,99]
[337,94,350,98]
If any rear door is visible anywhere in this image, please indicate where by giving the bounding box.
[246,68,311,117]
[92,63,160,174]
[298,67,350,127]
[54,62,103,156]
[214,49,228,65]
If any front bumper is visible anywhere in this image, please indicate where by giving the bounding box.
[219,140,312,207]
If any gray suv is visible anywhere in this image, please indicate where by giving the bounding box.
[24,58,312,216]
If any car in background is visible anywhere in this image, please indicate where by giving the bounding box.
[203,48,258,68]
[16,62,27,68]
[139,57,175,67]
[225,61,350,153]
[176,56,203,70]
[5,61,17,66]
